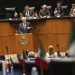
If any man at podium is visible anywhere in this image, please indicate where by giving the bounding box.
[18,17,32,33]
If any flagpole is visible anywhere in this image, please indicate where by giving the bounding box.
[22,63,26,75]
[22,49,26,75]
[40,62,44,75]
[2,61,6,75]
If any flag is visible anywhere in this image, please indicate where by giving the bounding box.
[38,39,46,58]
[35,57,48,71]
[68,21,75,56]
[17,54,25,65]
[23,50,28,59]
[54,8,60,17]
[18,53,26,75]
[14,11,18,18]
[6,57,15,75]
[35,39,48,71]
[18,55,25,65]
[7,57,13,68]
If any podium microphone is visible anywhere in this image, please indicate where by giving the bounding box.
[5,46,11,62]
[56,44,61,57]
[5,46,8,55]
[56,44,60,51]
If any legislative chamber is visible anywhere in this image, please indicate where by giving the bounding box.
[0,17,74,75]
[0,17,73,55]
[0,0,75,75]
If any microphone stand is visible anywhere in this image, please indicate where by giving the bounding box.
[5,46,10,74]
[22,49,26,75]
[6,46,14,75]
[56,44,61,57]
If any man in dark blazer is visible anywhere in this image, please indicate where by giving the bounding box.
[18,17,32,33]
[19,5,36,18]
[54,2,64,17]
[39,4,50,18]
[23,5,35,17]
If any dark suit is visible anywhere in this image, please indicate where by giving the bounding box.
[18,22,31,33]
[39,9,50,17]
[23,9,35,17]
[55,7,64,17]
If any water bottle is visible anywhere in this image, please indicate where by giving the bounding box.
[31,67,38,75]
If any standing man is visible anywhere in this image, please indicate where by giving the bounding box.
[18,17,32,34]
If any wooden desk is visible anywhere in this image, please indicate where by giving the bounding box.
[14,33,34,54]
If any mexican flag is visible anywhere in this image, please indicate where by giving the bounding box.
[35,39,48,71]
[68,21,75,56]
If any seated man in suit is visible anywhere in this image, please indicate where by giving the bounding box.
[23,5,35,17]
[54,2,64,17]
[18,17,32,34]
[19,5,38,18]
[39,4,50,18]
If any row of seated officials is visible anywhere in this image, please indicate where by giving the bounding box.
[16,3,75,34]
[12,2,75,19]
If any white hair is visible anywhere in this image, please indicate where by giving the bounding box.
[21,17,26,20]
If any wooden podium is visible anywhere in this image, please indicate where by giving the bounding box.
[15,33,34,54]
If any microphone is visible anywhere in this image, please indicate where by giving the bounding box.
[5,46,13,63]
[5,46,8,54]
[56,44,60,51]
[56,44,61,57]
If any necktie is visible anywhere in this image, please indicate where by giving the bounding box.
[23,23,26,30]
[26,11,29,16]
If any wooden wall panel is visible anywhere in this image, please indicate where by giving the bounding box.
[0,23,2,36]
[38,34,49,51]
[1,36,15,55]
[34,33,69,52]
[0,19,73,55]
[1,36,10,54]
[33,19,72,52]
[8,36,15,54]
[33,19,72,34]
[0,37,3,55]
[55,19,71,33]
[33,22,49,34]
[1,22,13,36]
[33,20,56,34]
[55,34,69,52]
[0,22,17,55]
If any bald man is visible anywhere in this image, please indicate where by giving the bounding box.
[39,5,50,18]
[18,17,31,33]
